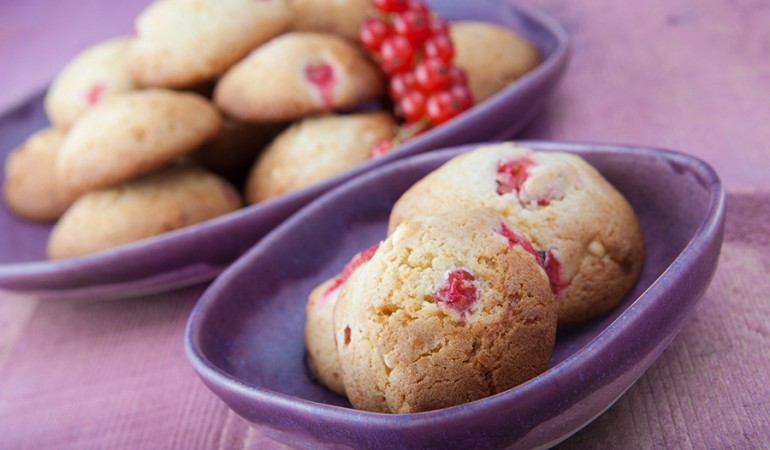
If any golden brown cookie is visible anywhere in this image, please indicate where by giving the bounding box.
[129,0,293,88]
[305,243,380,396]
[450,21,540,103]
[47,163,241,260]
[44,37,137,131]
[245,111,396,203]
[335,208,557,413]
[388,143,645,326]
[290,0,370,41]
[214,32,384,123]
[56,89,221,196]
[3,128,77,222]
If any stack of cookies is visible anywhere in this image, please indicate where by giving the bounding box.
[3,0,542,260]
[304,142,645,413]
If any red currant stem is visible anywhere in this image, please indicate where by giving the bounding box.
[392,118,431,147]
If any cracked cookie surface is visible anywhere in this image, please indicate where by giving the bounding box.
[388,143,645,326]
[334,208,556,413]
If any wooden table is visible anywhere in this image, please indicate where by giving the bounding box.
[1,0,768,448]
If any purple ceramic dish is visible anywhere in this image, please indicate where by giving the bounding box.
[185,141,725,449]
[0,0,568,300]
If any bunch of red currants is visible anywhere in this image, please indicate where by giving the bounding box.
[360,0,474,156]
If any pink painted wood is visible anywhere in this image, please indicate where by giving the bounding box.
[0,0,768,448]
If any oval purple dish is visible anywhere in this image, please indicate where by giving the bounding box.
[0,0,568,300]
[185,141,725,449]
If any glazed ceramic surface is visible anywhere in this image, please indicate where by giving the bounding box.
[186,141,725,449]
[0,0,568,300]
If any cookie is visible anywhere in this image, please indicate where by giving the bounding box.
[335,208,557,413]
[191,119,288,180]
[47,163,241,260]
[245,111,396,203]
[450,21,540,103]
[3,128,77,222]
[129,0,293,88]
[44,37,137,131]
[305,243,380,396]
[57,89,222,196]
[214,32,385,123]
[290,0,370,41]
[388,143,645,326]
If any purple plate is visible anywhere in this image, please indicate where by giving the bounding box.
[185,141,725,449]
[0,0,568,300]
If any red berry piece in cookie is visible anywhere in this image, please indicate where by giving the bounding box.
[496,222,543,265]
[304,61,336,109]
[435,268,478,318]
[322,243,381,300]
[544,250,571,297]
[84,83,108,105]
[495,155,535,196]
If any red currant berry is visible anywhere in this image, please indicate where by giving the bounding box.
[447,65,468,87]
[426,91,464,125]
[370,138,393,158]
[415,57,452,93]
[359,18,392,53]
[406,0,429,14]
[429,16,450,36]
[449,85,473,110]
[399,90,428,122]
[393,10,432,44]
[380,35,416,74]
[389,72,416,101]
[372,0,409,13]
[423,34,454,62]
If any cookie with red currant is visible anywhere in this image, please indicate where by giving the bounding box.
[44,37,137,131]
[305,242,380,396]
[388,143,645,326]
[334,207,556,413]
[215,32,385,123]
